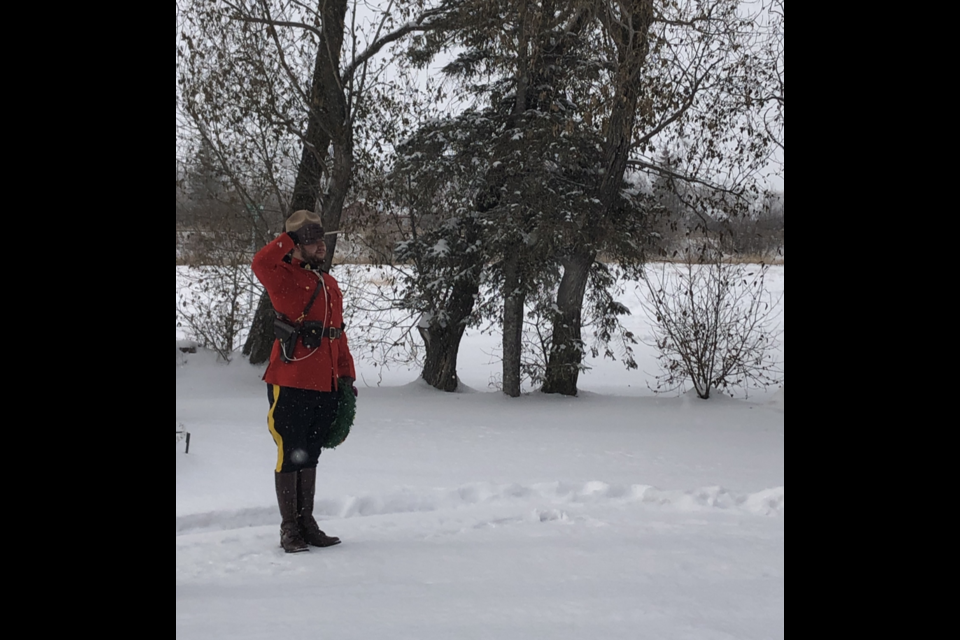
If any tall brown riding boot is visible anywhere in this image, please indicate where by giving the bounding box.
[275,471,309,553]
[297,467,341,547]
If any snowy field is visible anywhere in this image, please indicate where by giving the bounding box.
[176,265,783,640]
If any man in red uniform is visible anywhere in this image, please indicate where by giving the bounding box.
[252,209,358,553]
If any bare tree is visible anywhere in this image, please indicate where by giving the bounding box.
[178,0,462,363]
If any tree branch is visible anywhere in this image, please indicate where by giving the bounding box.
[227,14,323,41]
[258,1,311,106]
[342,4,460,83]
[634,61,719,147]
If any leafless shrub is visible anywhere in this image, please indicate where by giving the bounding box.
[335,265,424,384]
[640,247,782,399]
[176,252,261,362]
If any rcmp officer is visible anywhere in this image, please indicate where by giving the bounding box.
[252,210,358,553]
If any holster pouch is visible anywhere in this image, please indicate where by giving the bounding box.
[273,314,300,362]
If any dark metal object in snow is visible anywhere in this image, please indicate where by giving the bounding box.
[177,426,192,453]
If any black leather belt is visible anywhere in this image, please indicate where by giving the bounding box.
[322,327,343,339]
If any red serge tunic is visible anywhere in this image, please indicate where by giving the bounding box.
[252,233,357,392]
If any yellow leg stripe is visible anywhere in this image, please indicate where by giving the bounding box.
[267,384,284,472]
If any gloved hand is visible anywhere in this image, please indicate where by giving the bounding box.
[297,223,325,245]
[287,224,325,246]
[339,377,358,397]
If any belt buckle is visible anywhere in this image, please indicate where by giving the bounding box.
[329,327,342,339]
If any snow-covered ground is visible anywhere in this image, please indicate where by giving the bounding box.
[176,266,783,639]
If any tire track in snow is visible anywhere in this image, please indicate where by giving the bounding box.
[176,481,783,536]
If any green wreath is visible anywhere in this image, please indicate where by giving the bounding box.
[323,380,356,449]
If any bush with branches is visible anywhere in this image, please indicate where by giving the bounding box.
[640,248,782,399]
[176,243,261,362]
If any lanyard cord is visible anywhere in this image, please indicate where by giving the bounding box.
[322,272,329,334]
[279,343,318,362]
[280,271,326,363]
[284,275,330,363]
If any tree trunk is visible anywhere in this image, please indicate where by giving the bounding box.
[502,6,528,398]
[243,0,349,364]
[598,1,652,205]
[419,277,480,392]
[242,289,277,364]
[542,250,594,396]
[419,214,483,391]
[501,248,525,397]
[499,0,535,397]
[320,132,353,272]
[537,2,654,388]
